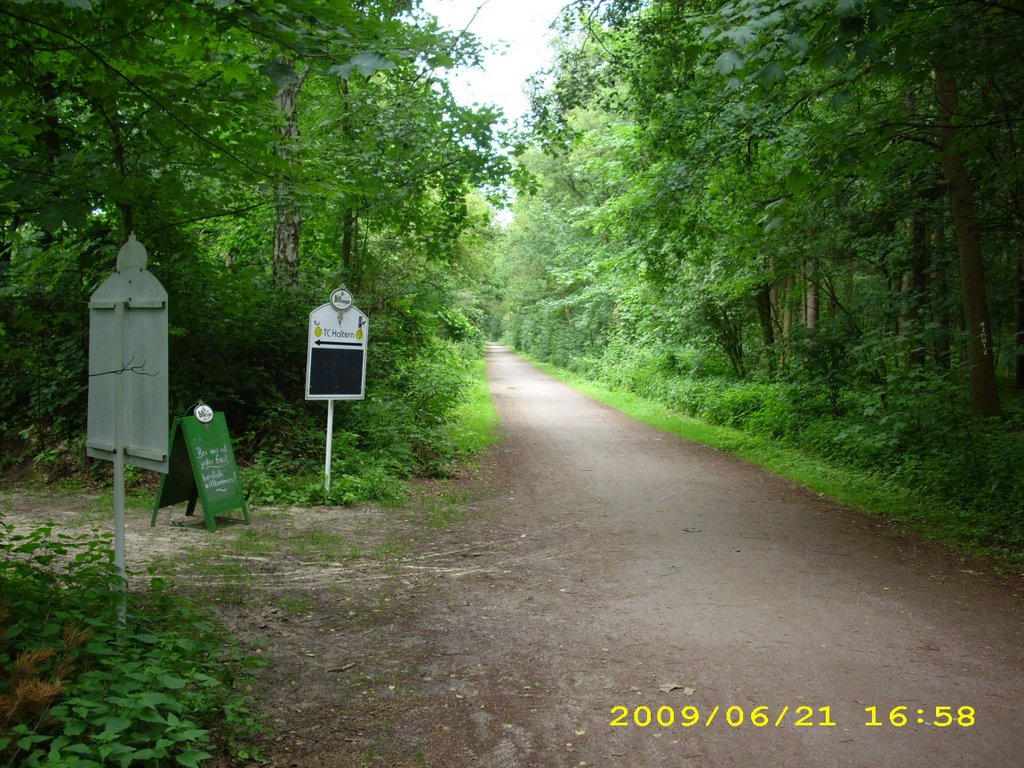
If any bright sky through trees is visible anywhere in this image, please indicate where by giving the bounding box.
[420,0,563,124]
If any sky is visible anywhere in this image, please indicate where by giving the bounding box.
[419,0,566,125]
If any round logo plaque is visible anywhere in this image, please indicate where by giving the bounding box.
[330,288,353,312]
[195,404,214,424]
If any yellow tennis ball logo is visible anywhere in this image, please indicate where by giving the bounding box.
[315,327,322,337]
[356,329,363,340]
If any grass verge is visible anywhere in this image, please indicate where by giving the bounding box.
[449,357,501,458]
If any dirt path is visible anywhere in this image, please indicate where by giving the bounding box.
[4,343,1023,767]
[417,344,1024,767]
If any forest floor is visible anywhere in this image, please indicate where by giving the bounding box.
[3,343,1024,767]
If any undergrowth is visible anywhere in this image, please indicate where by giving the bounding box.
[0,522,263,767]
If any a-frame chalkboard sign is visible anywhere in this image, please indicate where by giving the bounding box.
[151,410,250,532]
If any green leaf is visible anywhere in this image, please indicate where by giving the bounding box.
[259,61,299,88]
[784,167,811,192]
[38,205,67,234]
[829,90,852,109]
[328,51,396,80]
[755,62,786,86]
[853,37,884,63]
[785,33,809,55]
[16,732,48,750]
[723,25,756,46]
[221,62,251,85]
[137,691,179,709]
[159,673,189,690]
[713,50,745,75]
[95,716,132,740]
[175,748,213,768]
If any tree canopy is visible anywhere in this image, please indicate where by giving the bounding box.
[0,0,510,502]
[493,0,1024,551]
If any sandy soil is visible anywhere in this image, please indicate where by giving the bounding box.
[3,342,1022,767]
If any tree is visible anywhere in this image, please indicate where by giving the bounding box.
[492,0,1024,547]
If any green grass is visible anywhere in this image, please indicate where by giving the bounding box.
[449,358,501,456]
[524,356,1012,566]
[416,490,469,530]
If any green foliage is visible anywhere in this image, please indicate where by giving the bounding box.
[0,522,262,767]
[0,0,508,502]
[447,358,501,458]
[491,1,1024,558]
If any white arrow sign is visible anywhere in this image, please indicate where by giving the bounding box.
[305,303,368,400]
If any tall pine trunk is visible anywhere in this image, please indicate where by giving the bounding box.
[934,65,1001,416]
[756,281,776,378]
[804,258,818,330]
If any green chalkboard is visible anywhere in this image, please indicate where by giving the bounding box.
[151,412,249,531]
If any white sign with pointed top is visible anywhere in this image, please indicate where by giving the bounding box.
[86,234,168,592]
[86,234,169,472]
[305,302,368,400]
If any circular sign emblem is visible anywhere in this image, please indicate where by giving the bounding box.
[195,404,214,424]
[330,288,353,312]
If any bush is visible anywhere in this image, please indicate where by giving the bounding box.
[1,227,488,501]
[700,381,779,429]
[0,522,261,767]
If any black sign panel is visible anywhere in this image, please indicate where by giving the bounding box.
[308,348,365,397]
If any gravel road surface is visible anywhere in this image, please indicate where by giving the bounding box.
[431,343,1024,767]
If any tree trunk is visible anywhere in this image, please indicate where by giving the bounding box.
[341,209,358,273]
[108,109,132,245]
[756,281,776,377]
[272,61,305,285]
[273,202,301,283]
[804,258,818,330]
[934,65,1001,416]
[1016,235,1024,389]
[932,216,951,368]
[906,212,929,366]
[782,274,794,339]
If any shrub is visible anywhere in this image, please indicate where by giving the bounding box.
[0,522,262,767]
[701,381,779,429]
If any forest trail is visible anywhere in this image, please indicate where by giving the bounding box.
[4,343,1022,767]
[430,343,1024,766]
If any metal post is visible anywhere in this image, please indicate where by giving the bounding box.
[325,399,334,493]
[112,301,127,621]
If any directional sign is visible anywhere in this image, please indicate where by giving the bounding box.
[305,302,368,399]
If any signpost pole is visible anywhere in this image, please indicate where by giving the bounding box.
[112,301,127,620]
[86,234,168,619]
[325,399,335,493]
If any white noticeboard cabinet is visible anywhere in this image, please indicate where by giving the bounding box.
[86,235,169,472]
[85,234,168,593]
